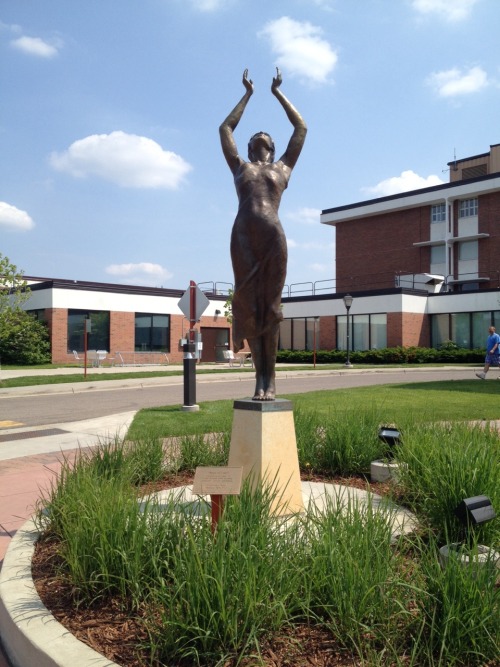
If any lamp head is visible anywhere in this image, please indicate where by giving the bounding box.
[378,426,401,459]
[343,293,353,309]
[455,496,496,527]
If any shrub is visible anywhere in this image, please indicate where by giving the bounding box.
[277,346,484,365]
[0,309,51,364]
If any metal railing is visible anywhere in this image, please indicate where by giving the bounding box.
[198,281,233,296]
[114,351,170,366]
[282,279,336,298]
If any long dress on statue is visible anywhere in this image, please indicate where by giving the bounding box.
[230,160,289,352]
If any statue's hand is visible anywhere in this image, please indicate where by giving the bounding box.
[242,68,254,94]
[271,67,282,93]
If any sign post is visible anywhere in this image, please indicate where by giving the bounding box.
[84,317,91,380]
[178,281,209,411]
[192,466,243,533]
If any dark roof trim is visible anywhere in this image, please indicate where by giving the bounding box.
[26,277,184,297]
[322,170,500,216]
[24,276,226,301]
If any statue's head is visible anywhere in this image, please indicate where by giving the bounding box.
[248,132,275,163]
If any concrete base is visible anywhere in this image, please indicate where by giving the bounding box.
[228,399,304,515]
[370,459,402,483]
[439,543,500,571]
[181,404,200,412]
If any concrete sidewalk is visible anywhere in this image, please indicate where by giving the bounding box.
[0,412,135,561]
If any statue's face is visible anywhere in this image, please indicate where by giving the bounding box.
[248,132,275,163]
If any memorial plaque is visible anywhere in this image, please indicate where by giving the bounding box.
[192,466,243,496]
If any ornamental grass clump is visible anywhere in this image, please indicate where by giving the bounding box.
[395,422,500,544]
[144,479,305,665]
[294,407,386,475]
[299,491,420,657]
[174,431,230,471]
[412,532,500,667]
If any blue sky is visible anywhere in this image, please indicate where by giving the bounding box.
[1,0,499,291]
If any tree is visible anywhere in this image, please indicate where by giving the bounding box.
[223,288,234,324]
[0,253,29,312]
[0,253,51,365]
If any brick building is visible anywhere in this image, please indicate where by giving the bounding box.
[280,143,500,353]
[20,144,500,361]
[24,277,233,365]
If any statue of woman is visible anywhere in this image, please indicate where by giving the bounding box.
[220,68,307,400]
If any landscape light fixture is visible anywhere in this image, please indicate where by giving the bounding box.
[378,426,401,459]
[454,495,496,528]
[453,495,496,548]
[342,293,353,367]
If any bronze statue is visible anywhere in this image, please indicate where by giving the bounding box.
[220,68,307,400]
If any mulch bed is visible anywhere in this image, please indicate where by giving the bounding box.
[31,472,394,667]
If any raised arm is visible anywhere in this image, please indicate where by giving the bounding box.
[271,68,307,171]
[219,69,253,174]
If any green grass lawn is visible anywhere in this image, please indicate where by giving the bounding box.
[0,362,479,389]
[126,379,500,440]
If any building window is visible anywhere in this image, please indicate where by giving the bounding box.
[430,245,446,264]
[279,319,292,349]
[431,203,445,223]
[431,314,449,348]
[458,240,478,261]
[451,313,471,349]
[337,313,387,351]
[370,314,387,349]
[68,310,110,353]
[279,318,320,351]
[135,313,170,352]
[431,311,500,349]
[26,309,46,321]
[459,198,478,218]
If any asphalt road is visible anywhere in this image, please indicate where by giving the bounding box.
[0,367,478,428]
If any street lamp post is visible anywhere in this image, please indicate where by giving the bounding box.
[313,316,319,368]
[343,294,353,368]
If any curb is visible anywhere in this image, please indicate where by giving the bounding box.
[0,520,120,667]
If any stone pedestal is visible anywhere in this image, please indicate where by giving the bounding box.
[228,399,304,515]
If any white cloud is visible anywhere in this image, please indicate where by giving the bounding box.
[105,262,173,286]
[0,21,22,34]
[259,17,338,85]
[363,170,445,197]
[11,35,60,58]
[286,238,299,248]
[426,66,488,97]
[0,202,34,231]
[411,0,481,22]
[50,131,192,189]
[285,207,321,225]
